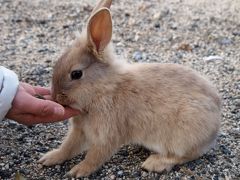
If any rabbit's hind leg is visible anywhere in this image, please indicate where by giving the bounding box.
[141,150,201,173]
[141,154,176,173]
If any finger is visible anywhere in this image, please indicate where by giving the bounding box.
[18,111,77,125]
[20,82,35,95]
[60,107,81,119]
[38,107,80,123]
[13,107,80,125]
[23,94,65,116]
[43,95,53,100]
[13,114,65,126]
[33,86,51,95]
[20,82,51,95]
[13,114,41,126]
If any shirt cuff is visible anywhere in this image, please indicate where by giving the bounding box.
[0,66,19,121]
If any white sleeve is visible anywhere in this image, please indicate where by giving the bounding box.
[0,66,19,121]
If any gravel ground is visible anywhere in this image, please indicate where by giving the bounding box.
[0,0,239,179]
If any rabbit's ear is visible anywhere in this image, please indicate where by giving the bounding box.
[91,0,112,15]
[87,8,112,53]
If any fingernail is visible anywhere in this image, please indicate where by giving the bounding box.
[54,107,64,115]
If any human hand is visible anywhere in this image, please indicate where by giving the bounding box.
[6,82,80,126]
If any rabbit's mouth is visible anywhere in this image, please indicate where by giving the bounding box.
[55,93,75,106]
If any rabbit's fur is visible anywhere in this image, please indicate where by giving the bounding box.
[39,0,221,178]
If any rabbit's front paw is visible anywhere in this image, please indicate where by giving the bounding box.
[141,154,173,173]
[68,161,94,178]
[38,149,66,166]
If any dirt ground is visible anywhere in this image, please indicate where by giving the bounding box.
[0,0,239,179]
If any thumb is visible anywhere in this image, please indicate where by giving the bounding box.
[24,94,65,116]
[37,100,65,116]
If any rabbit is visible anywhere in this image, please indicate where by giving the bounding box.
[39,0,221,178]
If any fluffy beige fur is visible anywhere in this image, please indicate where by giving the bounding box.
[39,0,221,178]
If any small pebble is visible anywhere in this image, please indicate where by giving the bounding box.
[203,56,223,62]
[170,23,178,30]
[117,170,124,177]
[219,145,231,155]
[37,164,43,169]
[133,51,143,61]
[232,31,240,36]
[218,38,232,45]
[142,171,148,177]
[110,174,116,180]
[56,165,61,170]
[154,22,160,28]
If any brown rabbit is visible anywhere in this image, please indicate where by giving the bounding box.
[39,0,221,178]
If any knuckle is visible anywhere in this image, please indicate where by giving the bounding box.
[41,103,52,115]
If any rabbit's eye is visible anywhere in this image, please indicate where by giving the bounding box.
[71,70,83,80]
